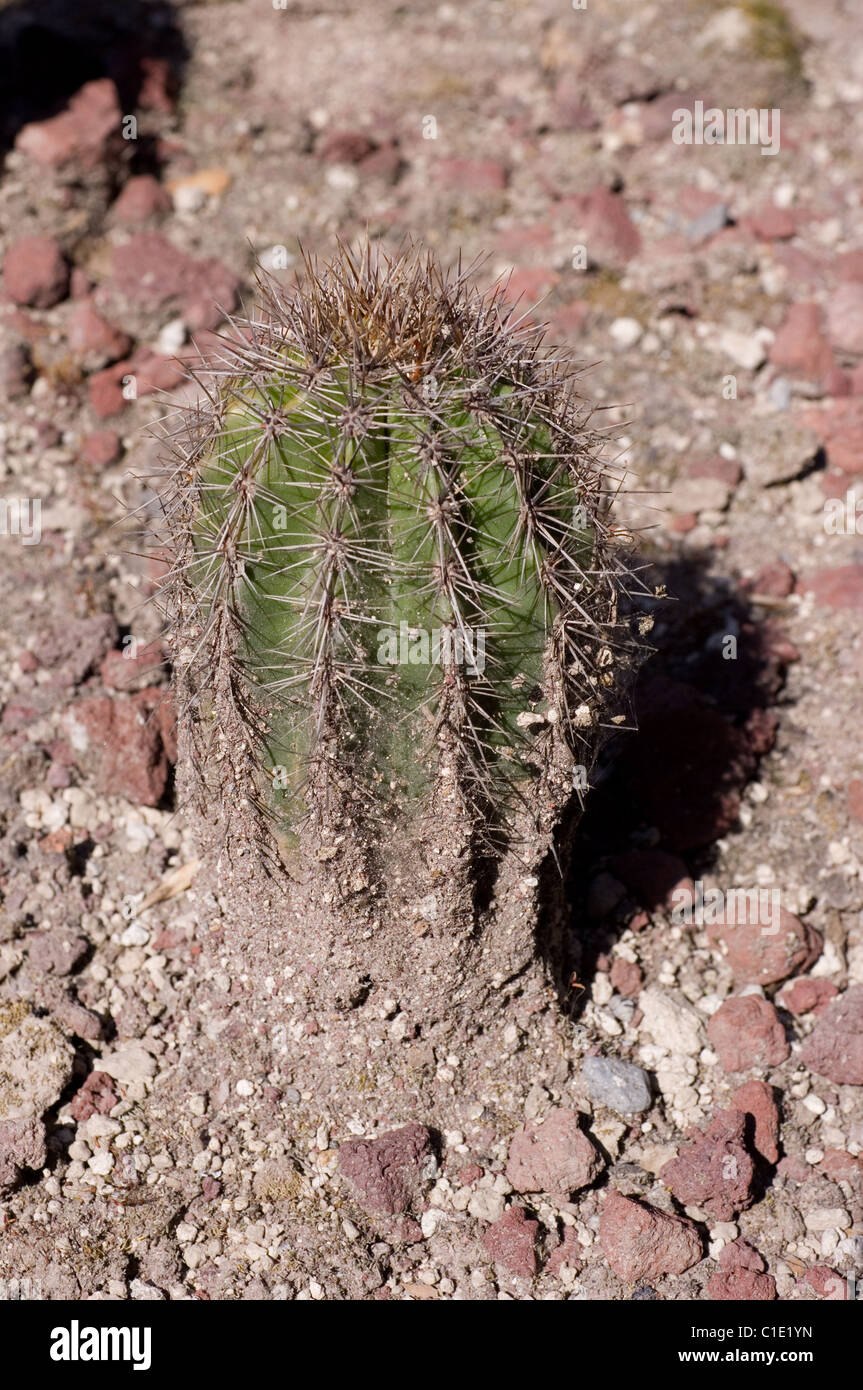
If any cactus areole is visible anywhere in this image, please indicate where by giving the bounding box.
[164,241,645,1028]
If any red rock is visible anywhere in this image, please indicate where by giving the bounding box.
[746,205,796,241]
[505,1108,604,1198]
[559,187,641,269]
[3,236,69,308]
[500,266,559,305]
[88,362,133,418]
[316,129,376,163]
[608,849,693,912]
[707,995,790,1073]
[719,1238,764,1272]
[769,302,834,381]
[749,561,795,597]
[481,1205,539,1277]
[495,224,555,258]
[708,1267,776,1299]
[88,349,187,416]
[849,779,863,822]
[599,1189,702,1284]
[709,1241,776,1299]
[549,299,590,336]
[70,267,92,299]
[14,79,121,171]
[819,1149,863,1185]
[779,977,839,1015]
[798,564,863,608]
[358,142,404,183]
[776,1154,810,1183]
[706,906,821,987]
[801,986,863,1085]
[610,957,643,998]
[0,1117,46,1189]
[110,175,172,225]
[26,930,89,976]
[65,686,172,806]
[68,1070,118,1123]
[687,454,743,488]
[670,512,697,534]
[661,1110,756,1220]
[837,251,863,282]
[804,1265,848,1300]
[100,641,166,693]
[80,430,122,467]
[111,233,239,331]
[547,1226,582,1276]
[337,1124,436,1215]
[827,283,863,355]
[729,1079,780,1164]
[434,158,508,192]
[66,300,131,368]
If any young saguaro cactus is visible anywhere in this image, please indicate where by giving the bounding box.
[163,241,642,1029]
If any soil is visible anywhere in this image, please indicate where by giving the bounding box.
[0,0,861,1302]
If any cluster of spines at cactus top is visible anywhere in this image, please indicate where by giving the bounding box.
[163,240,640,848]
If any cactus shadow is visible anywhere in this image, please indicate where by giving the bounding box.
[534,543,793,1014]
[0,0,188,163]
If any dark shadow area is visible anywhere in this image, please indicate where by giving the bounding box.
[536,544,796,1011]
[0,0,188,159]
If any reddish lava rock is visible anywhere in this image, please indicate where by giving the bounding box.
[560,187,642,269]
[481,1205,539,1277]
[706,906,821,987]
[819,1149,863,1185]
[15,78,121,171]
[110,175,172,225]
[610,957,643,998]
[3,235,69,308]
[804,1266,849,1300]
[729,1080,780,1165]
[779,977,839,1015]
[68,1071,118,1123]
[80,430,122,468]
[826,283,863,355]
[65,687,173,806]
[600,1189,702,1285]
[848,779,863,823]
[434,158,509,192]
[111,233,239,332]
[66,300,131,368]
[708,1238,776,1301]
[315,129,376,164]
[749,560,795,598]
[798,564,863,609]
[707,995,790,1074]
[100,641,166,693]
[505,1108,603,1198]
[546,1226,582,1276]
[800,986,863,1085]
[26,929,89,976]
[769,301,834,381]
[0,1117,46,1190]
[661,1110,756,1221]
[337,1124,436,1215]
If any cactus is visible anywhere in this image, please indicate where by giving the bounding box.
[161,240,646,1034]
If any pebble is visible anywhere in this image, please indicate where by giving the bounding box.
[3,236,69,308]
[609,317,643,348]
[582,1056,652,1114]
